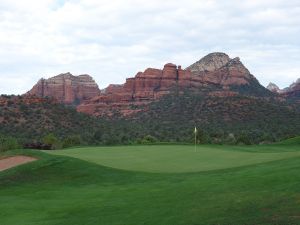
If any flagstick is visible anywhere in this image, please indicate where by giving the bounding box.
[194,129,197,152]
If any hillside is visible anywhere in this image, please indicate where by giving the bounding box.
[1,91,299,146]
[115,90,300,144]
[0,95,100,144]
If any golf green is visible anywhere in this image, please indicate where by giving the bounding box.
[50,145,300,173]
[1,142,300,225]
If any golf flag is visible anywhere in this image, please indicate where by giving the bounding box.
[194,126,197,152]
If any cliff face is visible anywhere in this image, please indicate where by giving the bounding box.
[196,57,254,86]
[26,73,100,105]
[77,53,261,116]
[77,63,193,116]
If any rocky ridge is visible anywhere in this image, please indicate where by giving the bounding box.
[26,52,284,117]
[77,53,262,116]
[26,73,100,105]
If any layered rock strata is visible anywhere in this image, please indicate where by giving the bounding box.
[26,73,100,104]
[78,53,256,116]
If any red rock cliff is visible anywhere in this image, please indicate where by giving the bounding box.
[77,53,256,116]
[26,73,100,104]
[77,63,195,116]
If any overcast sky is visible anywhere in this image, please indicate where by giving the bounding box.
[0,0,299,94]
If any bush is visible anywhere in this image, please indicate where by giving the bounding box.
[63,135,81,148]
[236,132,252,145]
[141,135,158,144]
[42,133,62,150]
[0,135,20,152]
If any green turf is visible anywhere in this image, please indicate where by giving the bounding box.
[0,143,300,225]
[50,145,300,173]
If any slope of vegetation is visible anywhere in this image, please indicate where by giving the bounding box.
[0,95,100,146]
[121,91,300,144]
[0,93,299,147]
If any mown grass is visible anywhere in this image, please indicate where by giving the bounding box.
[50,144,300,173]
[0,142,300,225]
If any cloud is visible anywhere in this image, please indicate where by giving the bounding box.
[0,0,299,94]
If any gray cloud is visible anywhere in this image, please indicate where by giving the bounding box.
[0,0,299,94]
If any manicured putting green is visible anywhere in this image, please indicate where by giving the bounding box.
[50,145,300,173]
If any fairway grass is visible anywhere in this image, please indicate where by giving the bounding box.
[50,145,300,173]
[1,144,300,225]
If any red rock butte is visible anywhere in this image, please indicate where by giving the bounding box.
[26,73,100,105]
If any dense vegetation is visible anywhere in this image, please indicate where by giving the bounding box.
[0,95,99,148]
[0,91,299,149]
[125,91,300,144]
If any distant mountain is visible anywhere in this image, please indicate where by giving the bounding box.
[266,82,281,93]
[26,72,100,105]
[285,79,300,102]
[78,52,272,116]
[267,78,300,102]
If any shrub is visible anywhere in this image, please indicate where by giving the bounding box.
[63,135,81,148]
[141,135,158,144]
[0,135,20,152]
[42,133,62,149]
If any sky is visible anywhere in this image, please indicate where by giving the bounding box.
[0,0,299,94]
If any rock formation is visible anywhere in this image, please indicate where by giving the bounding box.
[26,73,100,105]
[25,52,273,116]
[198,57,255,86]
[77,63,193,116]
[187,52,230,73]
[78,53,262,116]
[283,78,300,93]
[267,78,300,102]
[267,82,281,93]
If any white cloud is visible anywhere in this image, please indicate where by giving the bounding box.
[0,0,299,94]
